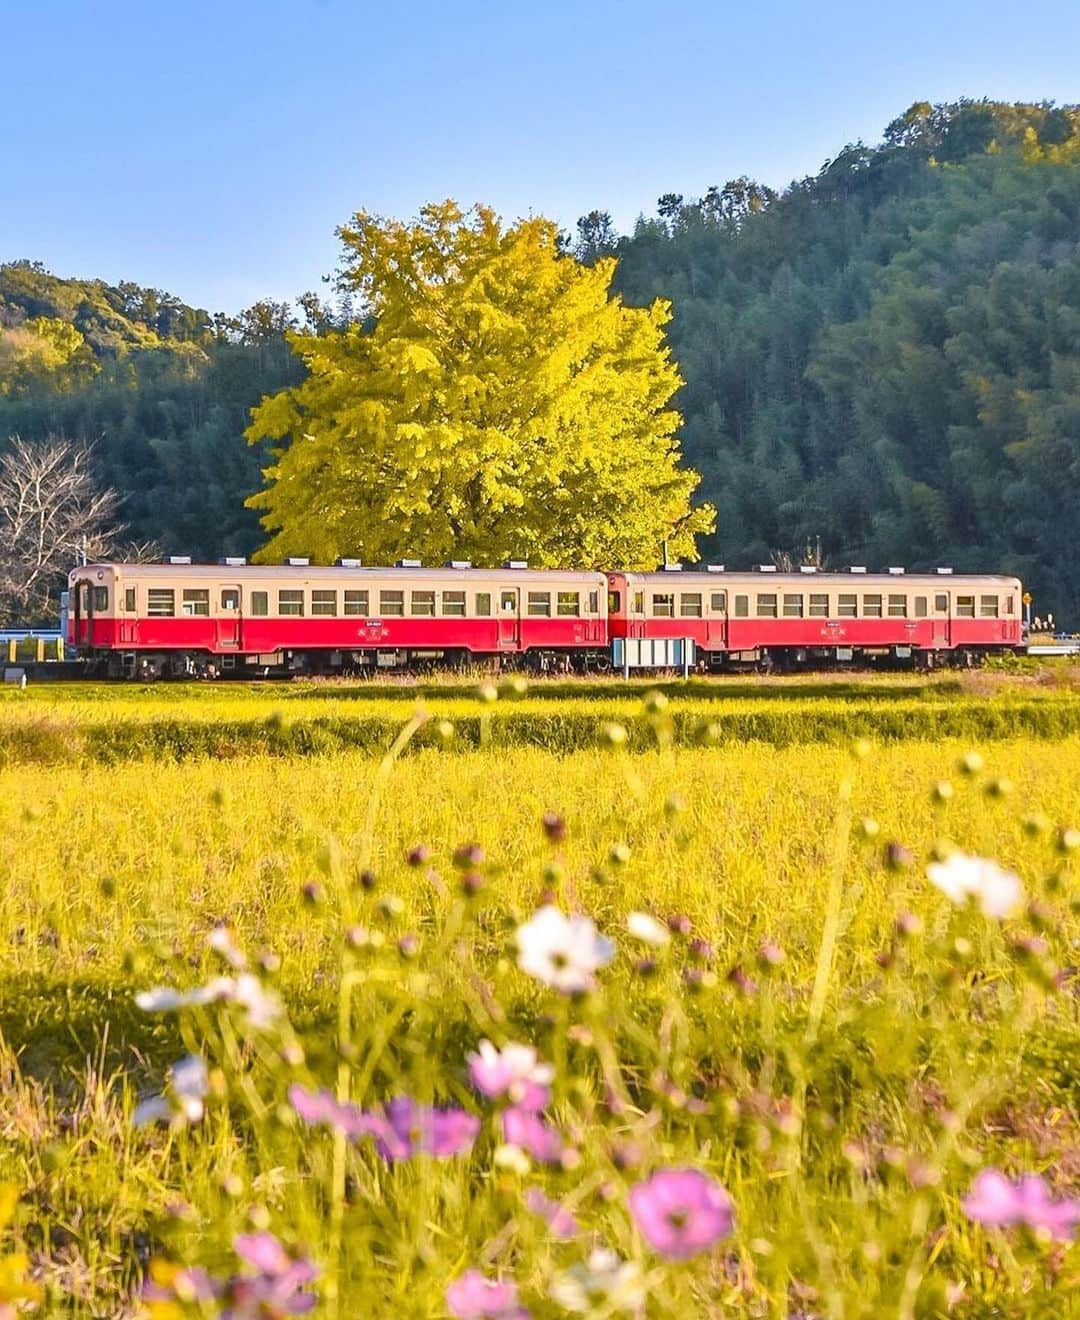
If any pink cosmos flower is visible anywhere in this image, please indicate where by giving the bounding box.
[227,1233,318,1316]
[143,1265,222,1305]
[368,1096,480,1161]
[962,1168,1079,1241]
[288,1083,379,1140]
[468,1040,554,1111]
[628,1168,735,1259]
[502,1107,566,1164]
[445,1270,529,1318]
[523,1187,578,1240]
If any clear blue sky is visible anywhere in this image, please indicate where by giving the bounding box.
[3,0,1078,313]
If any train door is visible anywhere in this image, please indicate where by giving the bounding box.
[629,584,646,639]
[498,588,520,648]
[217,585,242,650]
[932,591,950,648]
[118,583,138,645]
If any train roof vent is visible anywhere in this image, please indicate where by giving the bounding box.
[888,566,905,575]
[285,556,310,567]
[936,566,954,575]
[799,565,818,574]
[661,562,683,571]
[163,555,192,565]
[336,557,362,568]
[705,564,725,573]
[505,559,528,569]
[219,556,247,566]
[849,565,867,574]
[449,560,472,569]
[396,558,422,568]
[757,564,777,573]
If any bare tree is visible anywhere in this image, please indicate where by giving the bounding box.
[771,536,828,573]
[0,436,123,625]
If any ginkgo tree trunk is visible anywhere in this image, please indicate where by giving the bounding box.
[246,201,714,568]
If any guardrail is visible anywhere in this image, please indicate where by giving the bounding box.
[0,631,69,663]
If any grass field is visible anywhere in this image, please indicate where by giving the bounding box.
[0,679,1076,1316]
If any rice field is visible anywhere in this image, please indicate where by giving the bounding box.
[0,678,1076,1316]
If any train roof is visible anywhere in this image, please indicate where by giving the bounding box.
[620,569,1021,586]
[74,562,606,582]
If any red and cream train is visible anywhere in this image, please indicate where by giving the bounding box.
[67,558,1025,676]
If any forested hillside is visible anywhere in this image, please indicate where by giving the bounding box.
[4,98,1080,615]
[611,100,1080,615]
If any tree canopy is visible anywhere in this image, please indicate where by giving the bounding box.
[245,202,714,569]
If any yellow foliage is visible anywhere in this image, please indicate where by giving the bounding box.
[0,317,98,396]
[247,201,714,568]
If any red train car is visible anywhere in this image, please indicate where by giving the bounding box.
[67,561,608,677]
[606,566,1023,668]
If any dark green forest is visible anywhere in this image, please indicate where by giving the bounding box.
[4,98,1080,616]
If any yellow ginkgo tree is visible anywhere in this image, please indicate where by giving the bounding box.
[246,201,714,568]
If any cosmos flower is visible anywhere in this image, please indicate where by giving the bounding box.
[502,1107,566,1164]
[227,1233,318,1317]
[962,1168,1079,1241]
[468,1040,553,1111]
[135,974,281,1031]
[445,1270,529,1318]
[133,1055,209,1128]
[142,1260,222,1310]
[628,1168,735,1260]
[626,912,670,947]
[368,1097,480,1161]
[523,1187,578,1240]
[925,853,1023,918]
[287,1084,379,1140]
[549,1248,645,1314]
[208,925,248,969]
[515,906,614,994]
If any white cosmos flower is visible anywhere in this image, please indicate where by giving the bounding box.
[515,906,614,993]
[468,1039,554,1106]
[133,1054,208,1128]
[550,1248,645,1314]
[135,974,280,1030]
[208,925,247,969]
[926,853,1023,919]
[626,911,670,947]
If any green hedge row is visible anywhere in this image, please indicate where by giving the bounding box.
[4,699,1080,765]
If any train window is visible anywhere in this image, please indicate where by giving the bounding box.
[651,594,674,618]
[557,592,580,616]
[92,586,109,612]
[956,595,975,618]
[588,590,599,613]
[380,590,405,617]
[934,594,948,613]
[679,592,703,617]
[475,592,492,616]
[443,590,467,617]
[734,594,749,617]
[527,591,552,616]
[222,589,240,611]
[809,593,829,617]
[888,594,907,617]
[147,588,175,617]
[501,591,517,612]
[862,594,883,618]
[344,590,368,616]
[410,591,436,616]
[838,594,857,618]
[783,593,804,617]
[914,596,928,617]
[632,591,644,614]
[756,593,778,618]
[608,591,622,613]
[278,589,304,617]
[979,595,999,618]
[125,587,136,612]
[182,589,210,617]
[711,591,726,612]
[312,590,338,616]
[250,591,269,616]
[1004,596,1015,616]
